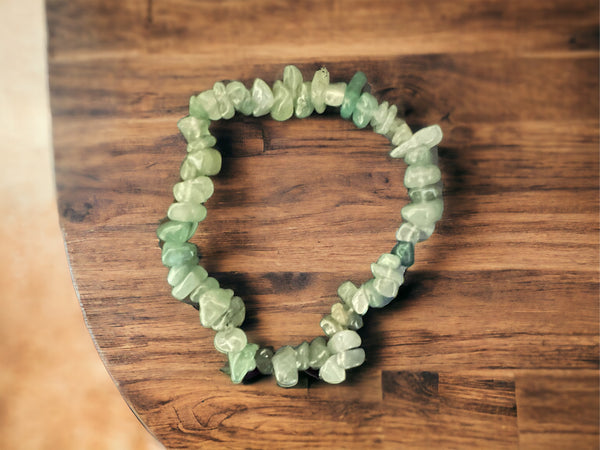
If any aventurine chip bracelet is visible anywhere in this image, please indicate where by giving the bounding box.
[157,65,444,387]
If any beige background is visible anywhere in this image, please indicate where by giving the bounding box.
[0,1,161,448]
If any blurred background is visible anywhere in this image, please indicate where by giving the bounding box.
[0,1,162,448]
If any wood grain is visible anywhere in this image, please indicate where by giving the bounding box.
[47,0,599,448]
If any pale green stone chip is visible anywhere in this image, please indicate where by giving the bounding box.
[161,241,197,267]
[336,348,365,370]
[156,220,198,243]
[337,281,358,307]
[362,279,388,308]
[186,136,217,152]
[371,277,400,304]
[374,104,398,135]
[324,82,347,107]
[391,122,413,146]
[401,198,444,228]
[331,302,364,330]
[180,148,222,179]
[272,346,298,388]
[311,67,330,114]
[198,288,234,328]
[377,253,402,269]
[320,314,343,336]
[213,81,235,120]
[395,222,421,244]
[226,81,255,116]
[228,343,258,384]
[319,355,346,384]
[270,80,294,121]
[384,118,408,140]
[327,330,361,354]
[283,65,303,104]
[350,284,369,315]
[371,262,405,285]
[190,90,221,120]
[251,78,274,117]
[167,202,207,223]
[214,327,247,354]
[309,337,330,369]
[294,341,310,371]
[177,116,210,143]
[212,295,245,331]
[404,164,442,189]
[390,124,442,158]
[415,124,443,147]
[173,176,214,204]
[352,92,378,129]
[189,277,220,305]
[167,258,199,287]
[370,101,390,128]
[171,265,208,300]
[405,145,434,166]
[295,81,314,118]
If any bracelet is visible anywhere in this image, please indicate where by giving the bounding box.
[157,66,443,387]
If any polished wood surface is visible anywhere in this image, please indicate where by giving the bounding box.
[47,0,599,448]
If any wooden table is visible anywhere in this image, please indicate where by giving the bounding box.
[47,0,599,448]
